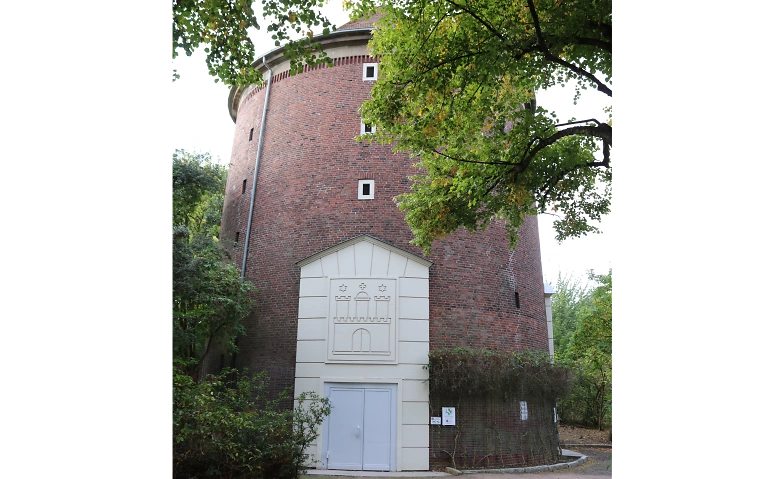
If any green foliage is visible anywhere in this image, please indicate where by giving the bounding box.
[173,149,226,233]
[353,0,612,254]
[428,347,572,400]
[173,367,331,479]
[553,270,612,429]
[172,150,255,376]
[551,273,590,357]
[172,0,338,84]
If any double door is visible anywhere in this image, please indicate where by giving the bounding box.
[325,385,395,471]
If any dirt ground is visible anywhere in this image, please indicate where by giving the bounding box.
[558,424,612,445]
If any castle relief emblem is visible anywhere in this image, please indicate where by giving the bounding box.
[328,278,396,361]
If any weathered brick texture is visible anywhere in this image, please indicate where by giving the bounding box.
[214,52,550,446]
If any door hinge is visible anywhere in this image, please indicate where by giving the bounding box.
[326,451,330,459]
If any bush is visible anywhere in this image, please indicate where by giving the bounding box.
[173,366,330,479]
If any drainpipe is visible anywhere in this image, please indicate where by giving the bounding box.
[543,281,555,359]
[241,56,273,278]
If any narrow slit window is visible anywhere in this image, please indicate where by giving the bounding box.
[249,128,254,141]
[515,291,520,308]
[358,179,375,200]
[362,62,378,81]
[235,232,240,244]
[242,179,247,194]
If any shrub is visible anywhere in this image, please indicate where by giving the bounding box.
[173,366,330,479]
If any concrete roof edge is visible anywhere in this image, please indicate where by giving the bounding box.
[295,234,433,268]
[228,27,374,122]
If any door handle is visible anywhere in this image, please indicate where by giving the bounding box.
[354,426,361,437]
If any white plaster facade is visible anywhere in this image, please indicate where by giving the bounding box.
[294,235,432,471]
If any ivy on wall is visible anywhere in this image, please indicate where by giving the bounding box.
[428,347,572,400]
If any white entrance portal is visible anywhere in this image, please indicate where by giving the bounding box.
[324,383,397,471]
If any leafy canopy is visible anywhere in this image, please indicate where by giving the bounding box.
[173,0,612,252]
[172,150,255,375]
[550,272,590,357]
[173,0,339,84]
[552,270,611,428]
[353,0,612,253]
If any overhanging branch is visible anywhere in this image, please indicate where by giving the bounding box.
[514,123,611,176]
[526,0,612,97]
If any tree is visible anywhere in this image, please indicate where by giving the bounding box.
[173,1,612,252]
[551,272,590,357]
[172,150,255,376]
[354,0,611,254]
[553,270,612,429]
[172,0,339,84]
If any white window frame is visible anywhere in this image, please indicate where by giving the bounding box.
[358,179,375,200]
[362,62,378,81]
[360,120,376,136]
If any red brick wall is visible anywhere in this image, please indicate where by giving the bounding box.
[429,396,559,469]
[215,55,549,404]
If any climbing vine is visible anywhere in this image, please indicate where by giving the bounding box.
[428,347,572,400]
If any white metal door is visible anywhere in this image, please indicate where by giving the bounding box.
[326,388,364,470]
[325,385,394,471]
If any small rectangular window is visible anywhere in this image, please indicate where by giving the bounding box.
[362,62,378,81]
[249,128,254,141]
[358,179,375,200]
[515,291,520,308]
[235,232,240,244]
[360,120,376,135]
[242,179,247,194]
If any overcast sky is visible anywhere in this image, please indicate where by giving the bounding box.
[170,1,613,286]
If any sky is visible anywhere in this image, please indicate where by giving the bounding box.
[170,1,613,287]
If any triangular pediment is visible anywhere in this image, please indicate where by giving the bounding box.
[296,234,432,268]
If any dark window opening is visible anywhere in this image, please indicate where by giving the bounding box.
[235,232,240,244]
[249,128,254,141]
[366,66,375,78]
[515,291,520,308]
[242,179,247,194]
[364,123,373,133]
[362,183,371,196]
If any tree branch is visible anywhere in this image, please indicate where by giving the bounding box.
[540,51,612,97]
[513,124,611,178]
[444,0,506,42]
[538,154,611,208]
[433,149,516,166]
[526,0,612,97]
[403,49,487,87]
[554,119,603,128]
[574,36,612,52]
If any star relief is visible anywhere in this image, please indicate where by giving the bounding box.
[339,284,347,292]
[378,284,387,292]
[359,283,367,290]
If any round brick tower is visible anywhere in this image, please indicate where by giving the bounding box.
[215,17,554,473]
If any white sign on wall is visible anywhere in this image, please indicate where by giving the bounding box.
[520,401,528,421]
[442,407,456,426]
[430,417,442,425]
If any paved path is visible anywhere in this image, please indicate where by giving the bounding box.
[304,446,611,478]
